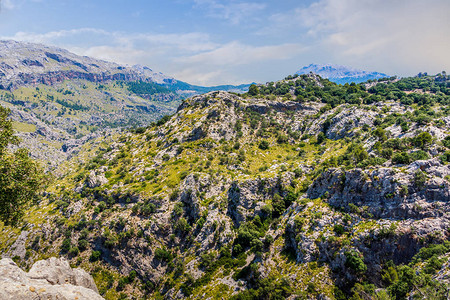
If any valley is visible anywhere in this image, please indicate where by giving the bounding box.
[1,66,450,299]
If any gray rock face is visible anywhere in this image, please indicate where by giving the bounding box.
[4,231,29,260]
[85,167,109,188]
[307,159,450,220]
[0,257,103,300]
[228,172,295,226]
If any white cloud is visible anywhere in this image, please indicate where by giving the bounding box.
[264,0,450,76]
[178,41,305,66]
[7,28,109,43]
[193,0,266,25]
[172,41,306,85]
[3,28,218,60]
[1,0,17,10]
[1,0,42,11]
[2,28,302,85]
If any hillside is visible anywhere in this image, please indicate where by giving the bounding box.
[2,71,450,299]
[0,40,250,94]
[296,64,389,84]
[0,40,249,168]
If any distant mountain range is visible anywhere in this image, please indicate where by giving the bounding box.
[0,40,250,94]
[296,63,388,84]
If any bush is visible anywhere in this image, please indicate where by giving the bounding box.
[392,152,411,164]
[78,239,89,251]
[410,150,429,161]
[156,115,171,126]
[413,132,432,149]
[90,250,101,262]
[69,247,79,256]
[61,238,71,253]
[440,151,450,163]
[258,140,269,150]
[174,217,191,234]
[413,170,427,189]
[116,277,128,291]
[155,247,171,262]
[333,224,345,235]
[276,135,288,144]
[316,132,326,144]
[170,189,180,201]
[248,84,259,96]
[443,136,450,148]
[381,148,393,159]
[345,251,367,274]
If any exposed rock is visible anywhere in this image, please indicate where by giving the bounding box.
[0,257,103,300]
[3,231,29,260]
[85,167,109,188]
[307,159,450,220]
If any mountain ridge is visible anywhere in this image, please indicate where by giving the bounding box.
[0,40,250,94]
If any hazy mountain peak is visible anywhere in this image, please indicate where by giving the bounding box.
[296,63,388,84]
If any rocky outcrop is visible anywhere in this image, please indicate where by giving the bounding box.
[85,167,109,188]
[307,159,450,220]
[0,257,103,300]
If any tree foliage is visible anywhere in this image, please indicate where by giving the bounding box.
[0,106,46,226]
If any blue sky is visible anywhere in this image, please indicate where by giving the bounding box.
[0,0,449,85]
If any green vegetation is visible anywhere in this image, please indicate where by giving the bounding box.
[3,71,450,299]
[126,81,174,95]
[246,73,449,107]
[0,106,46,226]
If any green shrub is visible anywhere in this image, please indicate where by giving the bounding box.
[69,247,79,256]
[443,136,450,148]
[277,135,288,144]
[381,148,393,159]
[413,170,427,189]
[90,250,101,262]
[410,150,429,161]
[258,140,269,150]
[392,152,411,164]
[440,151,450,163]
[174,217,191,234]
[316,132,326,144]
[78,239,89,251]
[155,247,171,262]
[60,238,71,253]
[413,132,432,149]
[345,251,367,274]
[333,224,345,236]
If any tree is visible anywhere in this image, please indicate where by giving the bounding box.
[413,132,432,149]
[248,84,259,96]
[258,140,269,150]
[0,106,46,226]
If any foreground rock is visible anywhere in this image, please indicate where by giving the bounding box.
[0,257,103,300]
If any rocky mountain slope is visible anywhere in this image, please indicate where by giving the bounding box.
[0,40,250,169]
[1,71,450,299]
[296,64,389,84]
[0,40,172,90]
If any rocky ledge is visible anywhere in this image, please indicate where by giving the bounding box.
[0,257,103,300]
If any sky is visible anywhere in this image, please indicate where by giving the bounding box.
[0,0,449,86]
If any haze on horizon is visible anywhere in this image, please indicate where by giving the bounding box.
[0,0,448,86]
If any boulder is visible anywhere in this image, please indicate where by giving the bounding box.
[0,257,103,300]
